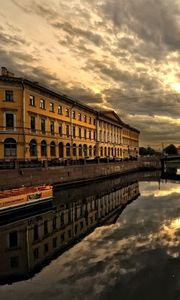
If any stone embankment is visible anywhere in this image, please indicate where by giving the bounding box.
[0,157,161,190]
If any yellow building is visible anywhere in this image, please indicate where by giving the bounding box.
[0,67,139,164]
[96,110,139,158]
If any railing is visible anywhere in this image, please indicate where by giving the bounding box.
[0,157,138,169]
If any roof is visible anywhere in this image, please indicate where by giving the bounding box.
[98,110,140,133]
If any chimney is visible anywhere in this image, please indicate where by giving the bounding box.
[1,67,14,77]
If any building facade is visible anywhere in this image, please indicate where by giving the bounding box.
[0,67,139,163]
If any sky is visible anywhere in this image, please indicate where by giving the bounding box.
[0,0,180,148]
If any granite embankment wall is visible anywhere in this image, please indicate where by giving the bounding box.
[0,158,161,190]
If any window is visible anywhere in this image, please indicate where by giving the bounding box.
[84,128,87,139]
[75,224,78,234]
[73,144,76,156]
[6,113,14,129]
[9,231,18,248]
[94,146,96,156]
[41,140,47,156]
[93,131,96,140]
[79,144,82,157]
[30,116,36,131]
[53,237,57,248]
[100,146,103,156]
[59,124,62,136]
[73,125,76,138]
[89,130,91,140]
[40,99,45,109]
[60,212,64,226]
[58,105,62,115]
[50,141,56,156]
[33,224,39,241]
[5,90,13,101]
[83,144,87,156]
[50,121,54,135]
[10,256,19,269]
[53,217,57,230]
[4,138,17,157]
[89,117,92,124]
[29,139,37,156]
[44,220,48,235]
[41,118,46,133]
[59,142,63,158]
[89,146,92,157]
[50,102,54,112]
[66,125,70,137]
[66,143,70,157]
[78,113,81,121]
[72,110,76,119]
[65,108,70,117]
[80,221,84,229]
[61,233,65,242]
[79,127,81,138]
[84,115,87,123]
[44,243,49,253]
[93,119,96,125]
[30,95,35,106]
[33,248,39,260]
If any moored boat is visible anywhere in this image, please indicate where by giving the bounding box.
[0,185,53,210]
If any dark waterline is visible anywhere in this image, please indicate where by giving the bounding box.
[0,171,180,300]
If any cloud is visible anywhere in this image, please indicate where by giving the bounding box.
[1,0,180,145]
[52,21,104,47]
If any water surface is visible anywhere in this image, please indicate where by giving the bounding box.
[0,173,179,300]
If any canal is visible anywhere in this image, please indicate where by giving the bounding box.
[0,171,179,300]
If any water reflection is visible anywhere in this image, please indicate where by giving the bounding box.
[0,172,142,285]
[0,171,179,300]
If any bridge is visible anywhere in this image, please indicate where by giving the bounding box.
[161,155,180,179]
[161,155,180,162]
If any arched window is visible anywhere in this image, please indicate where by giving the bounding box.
[114,148,116,157]
[59,142,63,158]
[120,148,122,157]
[93,146,96,157]
[100,146,103,157]
[50,141,56,157]
[4,138,17,157]
[104,147,107,157]
[79,144,82,157]
[83,144,87,157]
[41,140,47,156]
[117,148,119,157]
[89,146,92,157]
[29,139,37,156]
[73,144,76,156]
[66,143,70,157]
[111,147,113,157]
[108,147,110,156]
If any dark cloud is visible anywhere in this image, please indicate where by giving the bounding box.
[52,21,104,47]
[2,0,180,145]
[104,86,180,118]
[93,0,180,51]
[0,30,28,46]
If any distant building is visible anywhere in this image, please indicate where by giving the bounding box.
[0,67,139,163]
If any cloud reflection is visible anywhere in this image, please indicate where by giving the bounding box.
[0,181,179,300]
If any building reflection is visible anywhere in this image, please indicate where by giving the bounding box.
[0,176,140,285]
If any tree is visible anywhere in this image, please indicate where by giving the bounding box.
[163,144,177,155]
[139,146,156,156]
